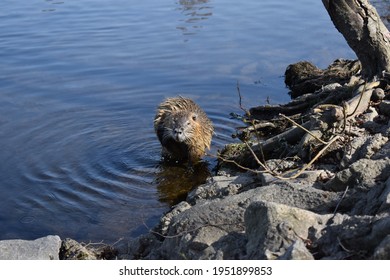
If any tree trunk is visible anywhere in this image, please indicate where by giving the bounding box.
[322,0,390,80]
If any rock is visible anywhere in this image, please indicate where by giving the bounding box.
[187,174,255,204]
[347,181,387,216]
[191,226,228,251]
[372,140,390,160]
[278,239,315,260]
[316,214,390,259]
[372,88,385,102]
[59,238,118,260]
[325,158,390,191]
[378,177,390,213]
[372,235,390,259]
[122,234,162,260]
[361,107,379,122]
[157,194,247,259]
[341,134,388,168]
[59,238,97,260]
[244,201,330,259]
[0,235,61,260]
[260,170,323,186]
[160,226,229,260]
[160,201,191,235]
[368,216,390,248]
[250,181,339,214]
[210,232,247,260]
[361,105,390,134]
[379,100,390,117]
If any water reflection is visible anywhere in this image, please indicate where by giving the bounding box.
[42,0,64,12]
[176,0,213,40]
[155,161,211,205]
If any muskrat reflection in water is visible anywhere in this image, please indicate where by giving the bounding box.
[154,160,211,205]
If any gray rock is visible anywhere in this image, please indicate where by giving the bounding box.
[122,234,162,260]
[190,226,228,251]
[372,140,390,160]
[159,226,229,260]
[316,214,372,259]
[244,201,330,259]
[211,232,247,260]
[245,201,330,259]
[187,174,255,204]
[361,107,379,122]
[259,170,322,186]
[0,235,61,260]
[341,134,388,168]
[347,181,387,216]
[372,235,390,259]
[368,216,390,249]
[316,214,390,259]
[250,181,339,214]
[278,239,315,260]
[160,201,192,235]
[378,177,390,213]
[372,88,385,102]
[379,100,390,117]
[325,158,390,191]
[157,195,246,259]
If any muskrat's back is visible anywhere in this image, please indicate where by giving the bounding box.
[154,96,213,163]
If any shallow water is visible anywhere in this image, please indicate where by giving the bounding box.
[0,0,364,243]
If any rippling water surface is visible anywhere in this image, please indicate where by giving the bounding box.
[0,0,359,243]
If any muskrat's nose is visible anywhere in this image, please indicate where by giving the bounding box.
[174,127,186,142]
[174,128,183,134]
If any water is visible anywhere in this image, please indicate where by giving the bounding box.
[0,0,363,243]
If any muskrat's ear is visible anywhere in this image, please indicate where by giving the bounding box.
[192,113,198,121]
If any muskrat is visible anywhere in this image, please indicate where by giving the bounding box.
[154,96,214,163]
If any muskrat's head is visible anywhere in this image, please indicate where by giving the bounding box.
[155,96,213,163]
[165,111,198,144]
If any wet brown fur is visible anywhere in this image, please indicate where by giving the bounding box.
[154,96,214,163]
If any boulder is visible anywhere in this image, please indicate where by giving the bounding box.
[244,201,329,259]
[325,158,390,191]
[316,214,390,259]
[0,235,61,260]
[278,239,315,260]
